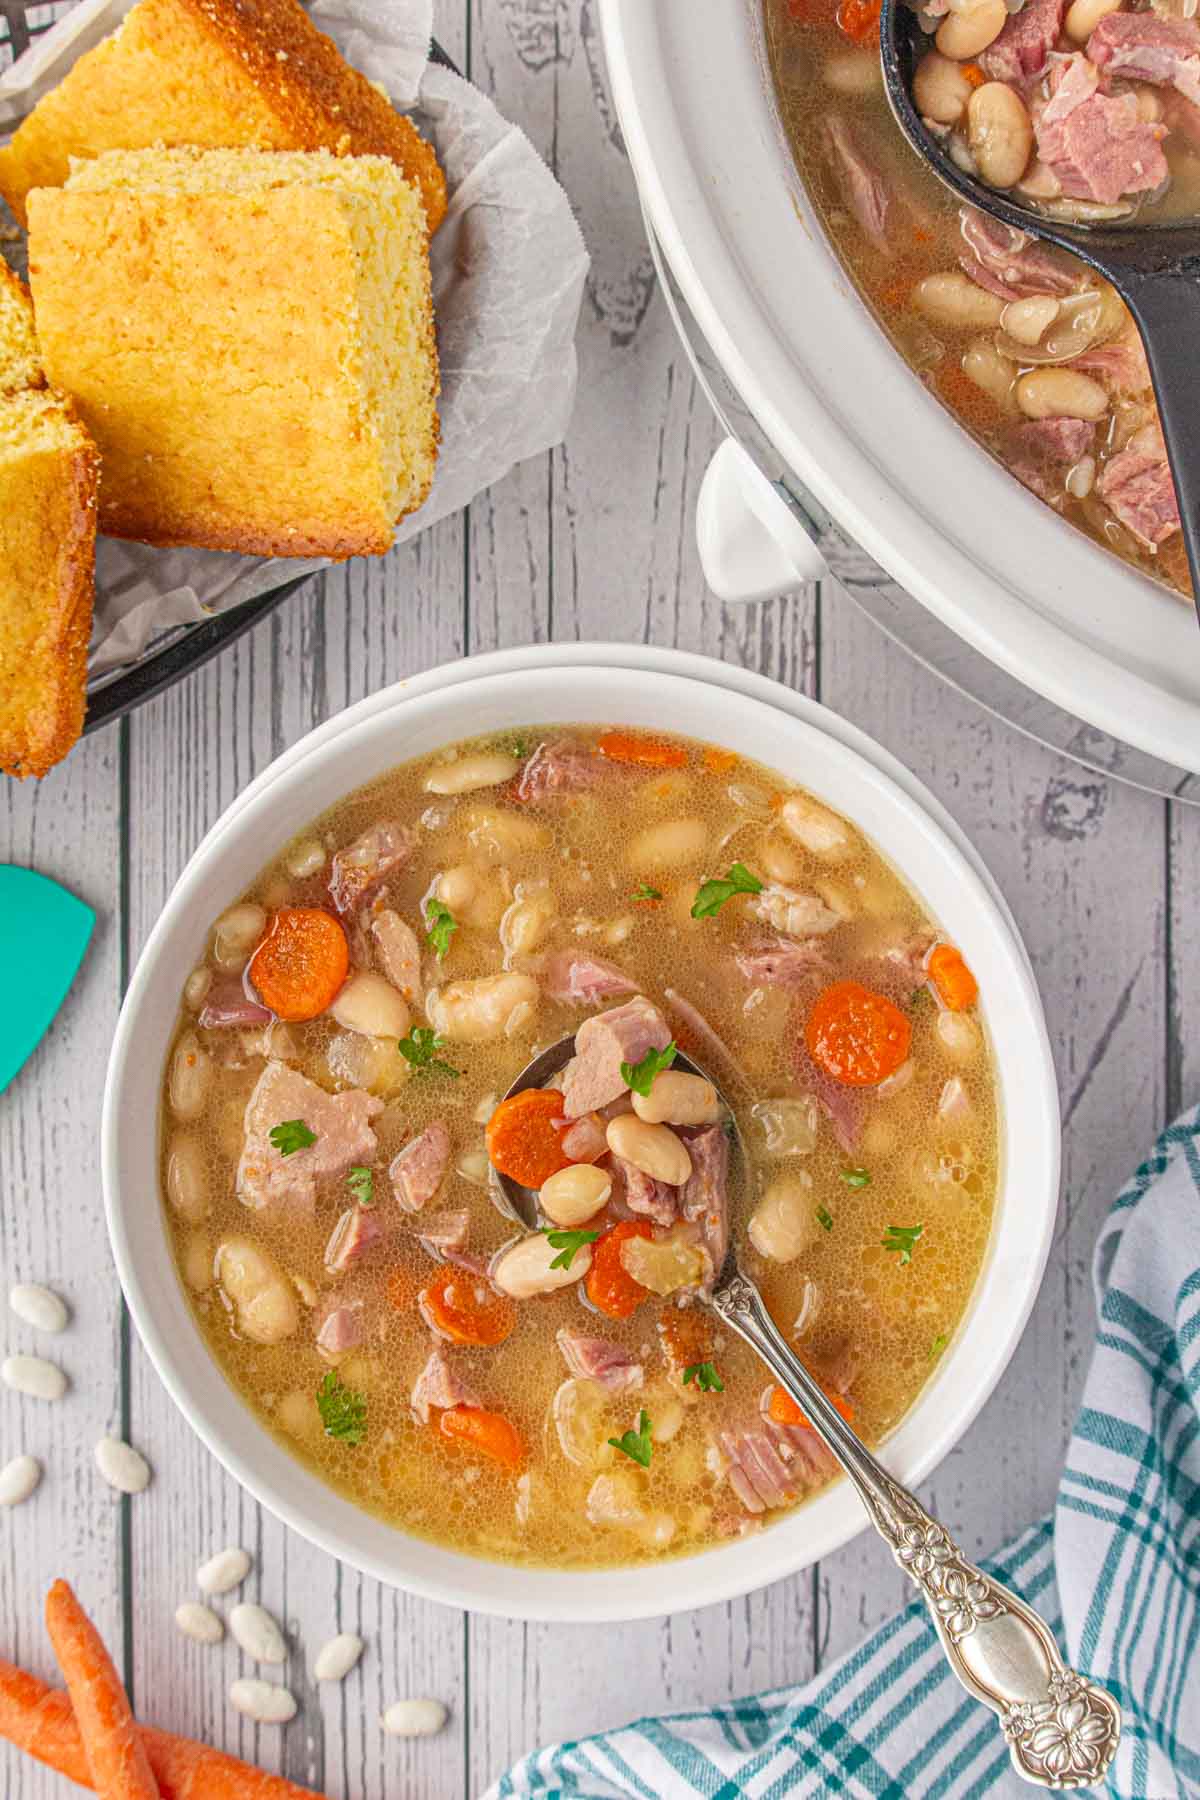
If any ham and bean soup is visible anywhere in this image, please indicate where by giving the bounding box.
[766,0,1191,592]
[160,728,998,1568]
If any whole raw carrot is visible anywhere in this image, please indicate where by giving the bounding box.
[0,1662,328,1799]
[44,1582,158,1799]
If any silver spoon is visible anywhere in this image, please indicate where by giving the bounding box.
[496,1038,1121,1790]
[879,0,1200,613]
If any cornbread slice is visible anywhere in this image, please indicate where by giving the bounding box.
[0,0,445,232]
[0,267,98,781]
[28,147,439,560]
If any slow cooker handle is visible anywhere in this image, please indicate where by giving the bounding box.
[696,439,827,604]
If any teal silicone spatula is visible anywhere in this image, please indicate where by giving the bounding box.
[0,866,94,1094]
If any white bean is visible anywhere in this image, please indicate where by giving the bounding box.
[166,1133,210,1225]
[1016,367,1109,422]
[968,82,1033,189]
[937,1009,982,1062]
[627,817,708,872]
[382,1699,448,1739]
[0,1454,41,1507]
[539,1163,612,1227]
[1001,295,1060,347]
[963,339,1017,408]
[500,883,557,960]
[314,1632,365,1682]
[230,1602,287,1665]
[935,0,1007,58]
[462,805,548,860]
[823,47,883,93]
[230,1679,297,1725]
[183,1231,214,1293]
[285,837,326,879]
[757,833,803,885]
[9,1283,68,1333]
[631,1070,720,1127]
[913,272,1004,330]
[183,966,212,1011]
[779,793,855,859]
[492,1234,592,1300]
[424,751,519,795]
[95,1436,151,1494]
[329,970,410,1041]
[198,1546,252,1596]
[1064,0,1121,40]
[426,972,538,1044]
[1066,454,1096,499]
[912,50,972,124]
[213,903,267,969]
[169,1031,211,1122]
[748,1177,816,1263]
[606,1115,693,1185]
[175,1601,225,1645]
[216,1238,299,1345]
[2,1354,67,1400]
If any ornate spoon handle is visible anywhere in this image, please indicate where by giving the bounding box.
[709,1271,1122,1791]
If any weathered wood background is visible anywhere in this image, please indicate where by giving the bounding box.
[0,1,1181,1793]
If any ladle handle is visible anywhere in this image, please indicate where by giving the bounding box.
[1117,268,1200,609]
[708,1272,1122,1789]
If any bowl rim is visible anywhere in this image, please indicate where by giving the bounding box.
[102,654,1060,1621]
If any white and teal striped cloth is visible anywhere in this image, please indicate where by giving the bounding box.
[488,1108,1200,1800]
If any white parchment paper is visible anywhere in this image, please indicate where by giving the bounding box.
[0,0,589,676]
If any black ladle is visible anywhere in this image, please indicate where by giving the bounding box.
[879,0,1200,610]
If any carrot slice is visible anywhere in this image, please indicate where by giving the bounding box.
[805,979,912,1087]
[439,1405,525,1472]
[419,1266,516,1347]
[585,1218,653,1320]
[926,943,979,1012]
[961,60,987,86]
[486,1087,572,1189]
[836,0,880,44]
[44,1580,158,1800]
[767,1386,856,1430]
[596,731,688,770]
[247,907,349,1022]
[702,746,738,775]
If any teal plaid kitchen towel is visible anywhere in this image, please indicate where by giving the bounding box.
[487,1106,1200,1800]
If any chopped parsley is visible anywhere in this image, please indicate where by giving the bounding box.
[316,1370,367,1445]
[883,1223,924,1266]
[929,1332,949,1360]
[424,897,458,961]
[508,736,529,758]
[398,1027,460,1078]
[816,1204,834,1232]
[682,1361,724,1394]
[840,1167,871,1189]
[541,1227,601,1271]
[690,861,764,919]
[269,1119,316,1156]
[632,884,663,903]
[608,1409,653,1469]
[347,1165,374,1207]
[621,1039,677,1097]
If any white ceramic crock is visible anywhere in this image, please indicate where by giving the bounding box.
[103,653,1058,1622]
[598,0,1200,783]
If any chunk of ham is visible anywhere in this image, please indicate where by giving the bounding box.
[416,1208,471,1254]
[315,1297,364,1358]
[555,1329,644,1394]
[980,0,1064,82]
[752,885,843,940]
[410,1346,480,1424]
[1087,12,1200,107]
[1035,56,1167,206]
[560,996,671,1118]
[1098,423,1180,548]
[559,1112,608,1163]
[768,1418,838,1488]
[1006,417,1096,501]
[610,1154,678,1229]
[237,1062,382,1216]
[1071,326,1150,394]
[680,1125,730,1276]
[958,207,1079,299]
[720,1428,797,1514]
[328,822,417,916]
[792,1039,863,1155]
[544,952,638,1007]
[197,977,272,1031]
[390,1122,452,1213]
[370,909,422,1002]
[734,937,828,989]
[325,1204,385,1273]
[514,740,603,803]
[824,116,892,252]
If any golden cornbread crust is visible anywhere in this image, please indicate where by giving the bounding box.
[0,0,446,232]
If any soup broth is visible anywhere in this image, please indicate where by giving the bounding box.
[159,726,999,1569]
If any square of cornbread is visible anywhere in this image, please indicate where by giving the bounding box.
[28,147,439,560]
[0,265,98,781]
[0,0,445,232]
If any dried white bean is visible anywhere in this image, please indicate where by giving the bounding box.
[382,1698,448,1739]
[628,817,707,872]
[757,833,803,884]
[1016,367,1108,422]
[314,1632,365,1682]
[1064,0,1120,40]
[166,1133,210,1225]
[2,1355,67,1400]
[463,805,548,859]
[968,82,1033,189]
[937,1009,982,1062]
[424,751,519,795]
[1001,295,1060,347]
[492,1234,592,1299]
[539,1163,612,1227]
[183,966,212,1011]
[183,1231,214,1293]
[912,49,972,123]
[330,970,410,1041]
[230,1679,297,1725]
[95,1436,151,1494]
[500,883,557,960]
[1066,454,1096,499]
[748,1176,817,1263]
[426,972,538,1045]
[213,903,267,969]
[632,1070,721,1127]
[285,838,326,879]
[823,46,883,92]
[606,1115,693,1185]
[216,1238,299,1345]
[914,271,1004,330]
[169,1031,211,1122]
[230,1602,287,1665]
[963,339,1017,408]
[779,793,855,859]
[175,1602,224,1645]
[936,0,1006,57]
[198,1546,252,1596]
[0,1454,41,1506]
[9,1283,68,1334]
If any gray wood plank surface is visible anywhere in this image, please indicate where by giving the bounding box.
[1,0,1192,1795]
